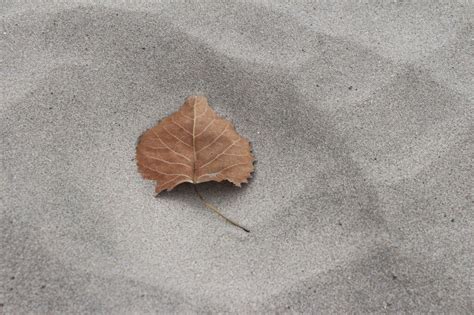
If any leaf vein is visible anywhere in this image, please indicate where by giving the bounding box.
[197,162,248,180]
[159,175,192,188]
[163,126,192,148]
[198,138,243,169]
[179,111,193,120]
[143,154,192,168]
[195,118,215,138]
[141,164,193,178]
[196,125,228,153]
[171,117,192,135]
[195,105,208,117]
[151,129,191,162]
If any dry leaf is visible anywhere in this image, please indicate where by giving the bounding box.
[136,96,254,195]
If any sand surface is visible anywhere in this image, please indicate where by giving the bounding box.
[1,1,473,313]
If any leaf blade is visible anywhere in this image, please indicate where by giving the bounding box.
[136,96,254,194]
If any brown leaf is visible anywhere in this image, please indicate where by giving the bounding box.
[136,96,255,194]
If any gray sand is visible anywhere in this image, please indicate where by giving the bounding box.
[1,1,473,313]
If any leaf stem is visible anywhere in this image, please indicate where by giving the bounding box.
[193,185,250,233]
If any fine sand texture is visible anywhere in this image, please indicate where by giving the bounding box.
[1,1,473,313]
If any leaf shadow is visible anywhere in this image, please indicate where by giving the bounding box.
[157,180,252,205]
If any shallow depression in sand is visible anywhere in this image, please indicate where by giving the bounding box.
[1,6,386,304]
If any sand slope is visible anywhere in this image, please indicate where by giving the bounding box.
[1,1,472,313]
